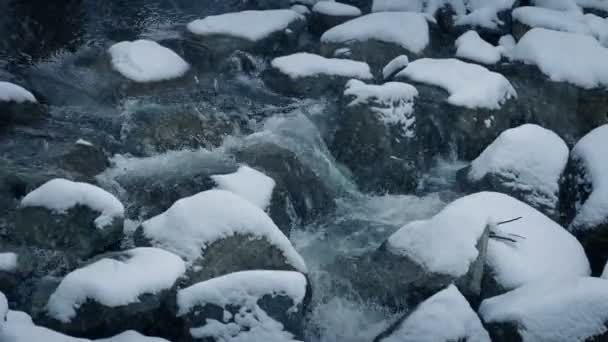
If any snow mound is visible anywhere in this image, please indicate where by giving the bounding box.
[469,124,569,212]
[1,311,170,342]
[576,0,608,12]
[380,285,490,342]
[479,277,608,342]
[139,189,307,272]
[532,0,582,12]
[388,192,590,288]
[396,58,516,109]
[0,81,37,103]
[271,52,372,79]
[291,4,310,16]
[0,252,17,272]
[177,270,307,315]
[343,79,418,137]
[510,28,608,89]
[321,12,430,54]
[212,166,276,210]
[46,247,186,323]
[455,30,503,64]
[187,10,303,42]
[382,55,409,80]
[108,40,189,83]
[312,1,361,16]
[21,178,124,229]
[571,125,608,230]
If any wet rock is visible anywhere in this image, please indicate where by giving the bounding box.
[59,140,110,180]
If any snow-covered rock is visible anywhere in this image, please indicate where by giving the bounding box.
[264,53,372,96]
[0,81,47,127]
[135,189,307,283]
[0,253,17,273]
[43,248,185,338]
[510,28,608,89]
[479,277,608,342]
[455,30,503,65]
[532,0,583,12]
[462,124,569,219]
[396,58,516,110]
[382,55,408,80]
[177,270,308,341]
[212,165,276,210]
[15,179,124,257]
[310,1,362,35]
[320,12,430,68]
[375,285,490,342]
[0,82,36,103]
[561,125,608,274]
[108,40,189,83]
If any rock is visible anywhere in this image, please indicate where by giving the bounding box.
[185,10,306,68]
[331,79,421,193]
[263,52,372,97]
[458,124,569,220]
[479,277,608,342]
[309,1,362,36]
[560,125,608,275]
[134,189,307,284]
[59,140,111,180]
[13,179,124,258]
[177,270,309,341]
[0,81,47,127]
[38,248,186,340]
[374,285,490,342]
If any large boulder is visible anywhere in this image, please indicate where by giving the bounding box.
[480,277,608,342]
[458,124,569,220]
[331,79,421,193]
[263,52,372,97]
[134,189,307,284]
[561,125,608,275]
[176,270,309,341]
[38,248,185,339]
[0,81,47,127]
[13,179,124,258]
[374,285,490,342]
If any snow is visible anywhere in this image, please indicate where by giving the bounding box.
[211,165,276,210]
[75,139,93,147]
[379,285,490,342]
[396,58,516,109]
[343,79,418,137]
[321,12,430,54]
[0,81,37,103]
[468,124,569,212]
[372,0,423,12]
[291,4,310,15]
[0,311,170,342]
[455,30,502,65]
[108,40,190,83]
[510,28,608,89]
[0,292,7,322]
[271,53,372,79]
[20,178,124,229]
[187,10,304,42]
[0,253,17,272]
[382,55,409,80]
[139,189,307,272]
[387,192,590,289]
[532,0,583,12]
[312,1,361,16]
[570,125,608,230]
[46,247,185,323]
[576,0,608,11]
[479,277,608,342]
[498,34,516,51]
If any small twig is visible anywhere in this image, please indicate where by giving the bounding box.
[497,216,523,225]
[489,232,518,243]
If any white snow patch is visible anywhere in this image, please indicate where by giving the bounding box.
[372,0,424,12]
[387,192,590,288]
[75,139,93,147]
[532,0,583,12]
[382,55,409,80]
[321,12,430,54]
[0,292,7,323]
[479,277,608,342]
[469,124,569,212]
[456,30,502,64]
[380,285,490,342]
[108,40,189,83]
[271,53,372,79]
[312,1,361,16]
[21,178,124,229]
[510,28,608,89]
[0,82,37,103]
[211,165,276,210]
[343,79,418,137]
[396,58,516,109]
[0,253,17,272]
[187,10,304,42]
[498,34,516,51]
[46,247,185,323]
[139,189,307,272]
[291,4,311,15]
[570,125,608,230]
[575,0,608,12]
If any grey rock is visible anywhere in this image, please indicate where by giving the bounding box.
[0,100,48,128]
